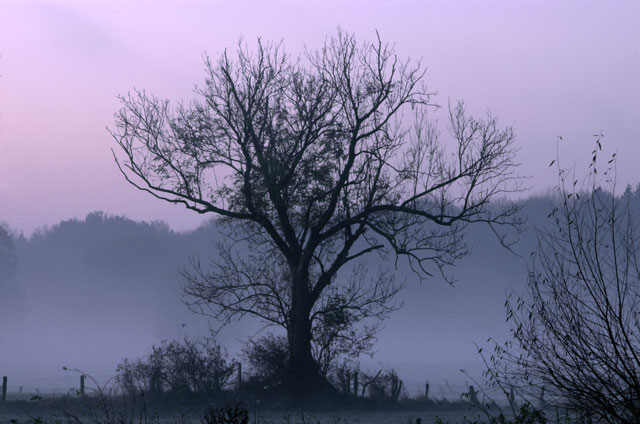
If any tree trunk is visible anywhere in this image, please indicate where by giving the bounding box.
[287,309,316,385]
[285,271,336,402]
[287,276,318,393]
[284,269,340,405]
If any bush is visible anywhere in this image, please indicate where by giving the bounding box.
[367,369,403,404]
[241,334,288,390]
[116,337,233,397]
[201,402,248,424]
[484,141,640,423]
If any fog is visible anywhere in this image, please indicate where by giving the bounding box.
[0,1,639,415]
[4,193,638,396]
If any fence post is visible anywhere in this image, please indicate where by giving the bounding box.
[237,363,242,390]
[2,376,6,402]
[425,380,430,400]
[80,375,86,396]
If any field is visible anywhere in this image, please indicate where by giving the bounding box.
[0,409,479,424]
[0,395,488,424]
[257,410,483,424]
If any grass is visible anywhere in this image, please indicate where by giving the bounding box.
[0,393,487,424]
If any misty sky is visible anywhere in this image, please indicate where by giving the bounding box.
[0,1,639,398]
[0,0,638,235]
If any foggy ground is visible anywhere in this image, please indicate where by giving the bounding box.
[3,193,638,397]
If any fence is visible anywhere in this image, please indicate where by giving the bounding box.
[0,373,117,401]
[0,372,486,404]
[0,368,247,402]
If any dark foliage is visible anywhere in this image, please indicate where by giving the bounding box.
[201,403,248,424]
[116,338,234,398]
[241,334,289,391]
[487,403,547,424]
[111,29,522,398]
[0,225,18,283]
[368,369,404,405]
[0,224,23,324]
[485,137,640,424]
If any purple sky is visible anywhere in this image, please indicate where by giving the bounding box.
[1,0,639,235]
[0,1,638,396]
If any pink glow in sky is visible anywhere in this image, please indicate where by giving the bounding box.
[1,0,639,234]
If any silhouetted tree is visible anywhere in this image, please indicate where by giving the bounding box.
[111,30,521,398]
[488,138,640,423]
[0,224,20,323]
[0,225,17,285]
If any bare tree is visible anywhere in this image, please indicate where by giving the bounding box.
[488,136,640,423]
[185,245,403,380]
[110,30,521,397]
[310,264,402,377]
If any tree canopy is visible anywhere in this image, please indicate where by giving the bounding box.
[111,31,522,400]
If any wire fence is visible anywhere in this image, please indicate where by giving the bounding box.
[0,373,118,401]
[0,372,484,403]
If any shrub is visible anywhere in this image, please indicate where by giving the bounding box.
[116,337,233,397]
[201,402,248,424]
[367,369,403,404]
[241,334,288,390]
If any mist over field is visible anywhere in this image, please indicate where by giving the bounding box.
[3,192,639,397]
[1,2,639,422]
